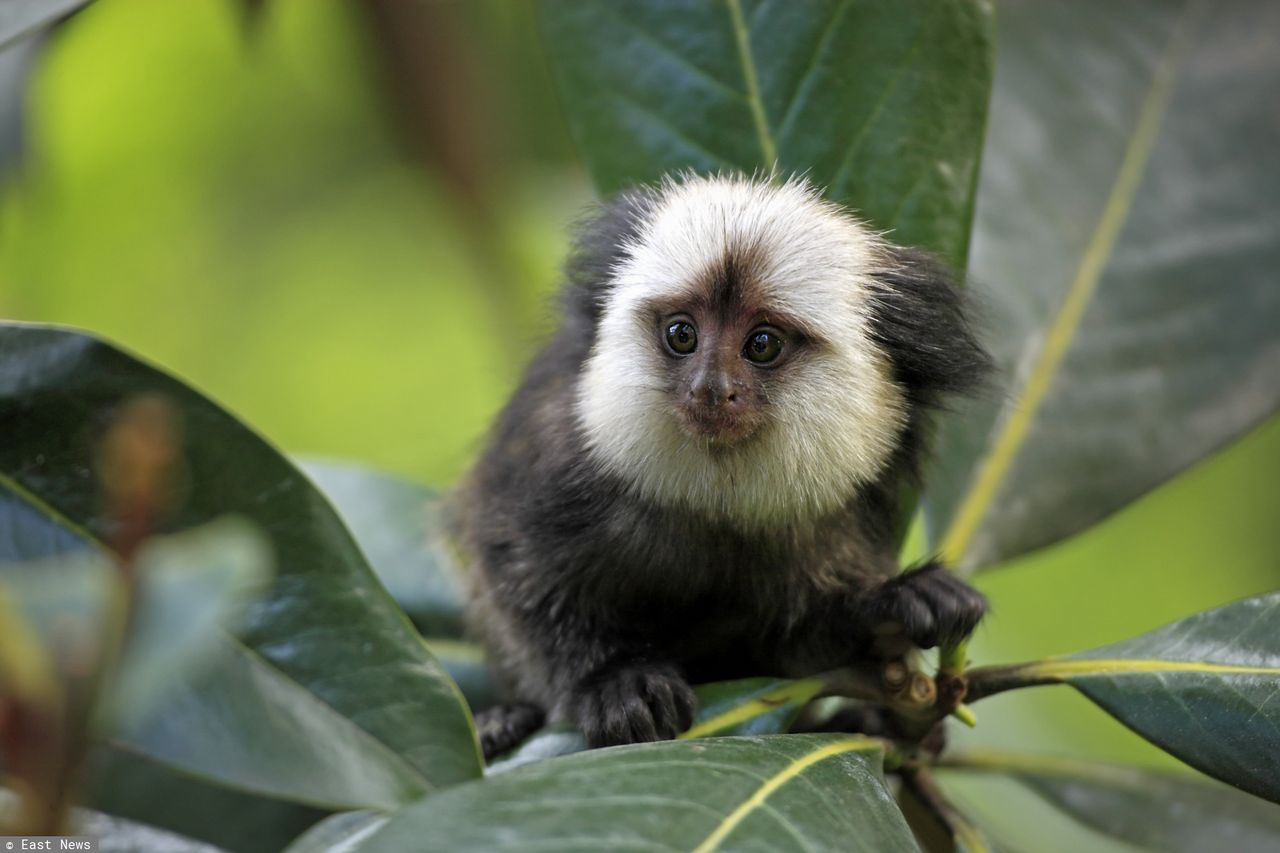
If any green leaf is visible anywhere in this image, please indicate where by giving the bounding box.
[297,460,497,708]
[114,637,431,810]
[69,802,225,853]
[945,749,1280,853]
[538,0,994,269]
[83,747,326,853]
[281,811,388,853]
[681,677,825,739]
[298,458,466,638]
[109,519,270,723]
[0,0,91,50]
[926,0,1280,570]
[0,323,481,792]
[357,736,917,852]
[966,592,1280,802]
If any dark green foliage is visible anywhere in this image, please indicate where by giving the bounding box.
[539,0,993,270]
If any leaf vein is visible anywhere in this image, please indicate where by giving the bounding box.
[724,0,777,165]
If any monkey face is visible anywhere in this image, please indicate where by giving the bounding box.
[647,275,808,448]
[576,174,908,526]
[662,308,776,447]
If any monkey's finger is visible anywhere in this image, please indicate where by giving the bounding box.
[879,589,939,648]
[640,673,681,738]
[616,683,660,744]
[905,567,987,645]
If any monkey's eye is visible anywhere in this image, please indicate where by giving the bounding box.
[665,320,698,355]
[744,329,784,365]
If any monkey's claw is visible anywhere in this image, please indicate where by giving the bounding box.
[868,563,987,649]
[571,661,697,748]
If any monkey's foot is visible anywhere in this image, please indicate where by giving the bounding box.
[571,661,697,748]
[476,702,546,761]
[868,562,987,650]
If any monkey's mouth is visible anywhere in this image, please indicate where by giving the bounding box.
[676,405,762,448]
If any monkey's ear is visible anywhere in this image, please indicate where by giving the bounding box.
[563,188,659,320]
[867,246,992,405]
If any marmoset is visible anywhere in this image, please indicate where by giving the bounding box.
[452,173,991,759]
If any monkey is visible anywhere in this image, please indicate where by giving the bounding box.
[449,173,992,760]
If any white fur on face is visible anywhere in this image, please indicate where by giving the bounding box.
[575,174,907,528]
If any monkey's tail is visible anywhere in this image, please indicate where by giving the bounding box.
[475,702,546,761]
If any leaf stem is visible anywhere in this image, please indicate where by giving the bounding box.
[938,640,968,676]
[963,661,1060,702]
[951,704,978,728]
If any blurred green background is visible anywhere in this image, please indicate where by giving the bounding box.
[1,0,589,487]
[2,2,1277,845]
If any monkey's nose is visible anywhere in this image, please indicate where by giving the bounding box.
[690,375,738,408]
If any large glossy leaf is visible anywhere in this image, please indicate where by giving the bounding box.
[109,519,270,724]
[83,746,326,853]
[539,0,993,269]
[281,811,387,853]
[357,736,917,852]
[966,592,1280,802]
[113,637,430,811]
[299,459,467,638]
[926,0,1280,570]
[945,749,1280,853]
[296,461,496,708]
[0,323,481,790]
[73,808,225,853]
[0,0,90,50]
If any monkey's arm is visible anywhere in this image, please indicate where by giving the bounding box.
[481,571,697,750]
[784,560,987,671]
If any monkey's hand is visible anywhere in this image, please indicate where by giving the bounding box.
[864,562,987,651]
[569,660,697,748]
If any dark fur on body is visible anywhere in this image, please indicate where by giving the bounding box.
[453,183,991,758]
